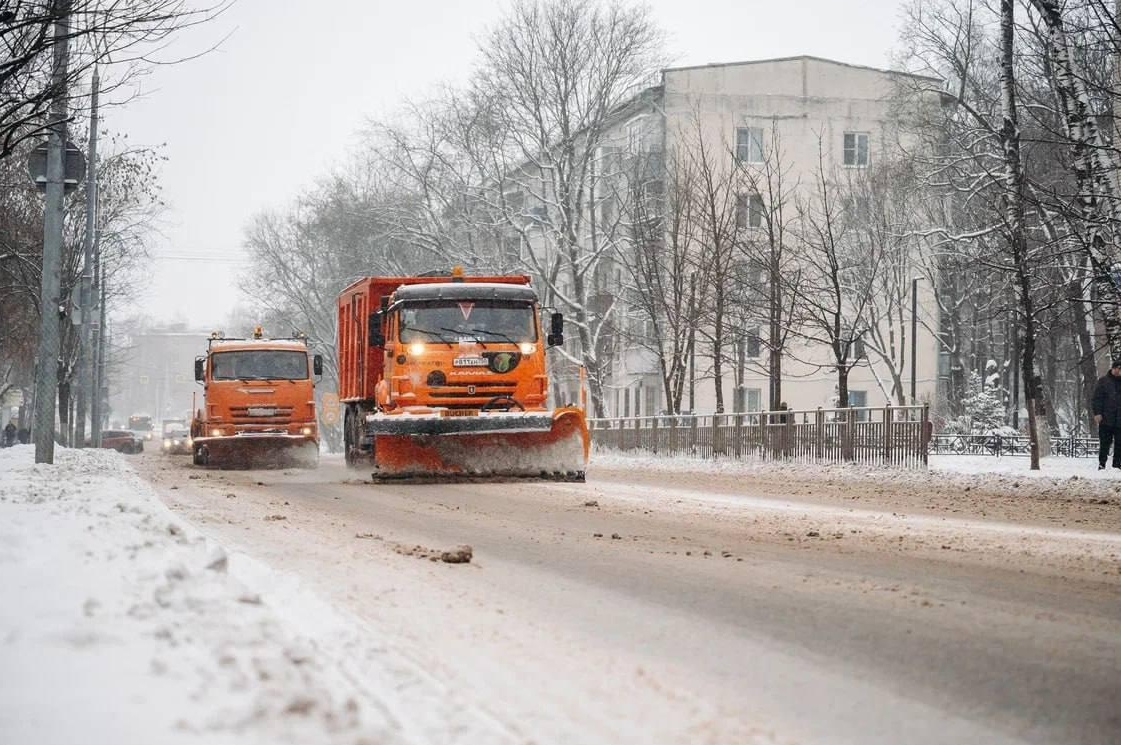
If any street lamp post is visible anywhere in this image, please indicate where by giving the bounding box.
[75,66,99,448]
[911,276,924,404]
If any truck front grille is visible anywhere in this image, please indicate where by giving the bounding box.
[229,406,294,421]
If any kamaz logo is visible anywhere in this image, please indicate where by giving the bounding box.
[467,385,477,395]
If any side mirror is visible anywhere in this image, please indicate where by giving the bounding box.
[547,312,564,347]
[312,354,323,376]
[194,357,204,382]
[368,311,385,347]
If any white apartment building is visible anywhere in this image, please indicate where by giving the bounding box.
[579,55,946,418]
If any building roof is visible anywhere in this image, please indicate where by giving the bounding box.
[663,54,942,84]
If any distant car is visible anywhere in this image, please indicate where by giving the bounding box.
[161,429,193,455]
[161,419,187,435]
[92,429,144,454]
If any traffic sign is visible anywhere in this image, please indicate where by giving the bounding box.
[27,139,86,193]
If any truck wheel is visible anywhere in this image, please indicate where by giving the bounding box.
[344,403,376,468]
[344,406,356,466]
[193,444,208,466]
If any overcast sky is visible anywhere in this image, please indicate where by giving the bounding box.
[116,0,904,329]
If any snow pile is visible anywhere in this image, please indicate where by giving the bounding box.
[0,445,401,745]
[591,447,1121,501]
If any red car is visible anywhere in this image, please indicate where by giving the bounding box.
[89,429,145,454]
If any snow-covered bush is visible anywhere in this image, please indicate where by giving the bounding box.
[945,370,1009,433]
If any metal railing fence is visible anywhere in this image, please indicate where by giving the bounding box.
[929,433,1098,458]
[590,405,930,469]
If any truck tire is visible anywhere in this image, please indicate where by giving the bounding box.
[344,403,373,467]
[192,444,208,466]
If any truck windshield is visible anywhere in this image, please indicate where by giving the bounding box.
[399,300,536,344]
[211,350,308,380]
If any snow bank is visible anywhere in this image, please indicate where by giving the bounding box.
[591,447,1121,501]
[0,445,404,745]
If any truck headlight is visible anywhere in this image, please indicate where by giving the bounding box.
[163,439,171,447]
[519,342,537,355]
[409,342,425,356]
[210,428,223,437]
[301,426,314,436]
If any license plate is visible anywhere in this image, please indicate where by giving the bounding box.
[247,407,276,417]
[453,357,487,367]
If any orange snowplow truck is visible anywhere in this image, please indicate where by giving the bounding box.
[190,327,323,468]
[337,269,589,480]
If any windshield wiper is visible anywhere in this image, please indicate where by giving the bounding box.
[405,327,454,346]
[468,328,523,347]
[443,327,486,348]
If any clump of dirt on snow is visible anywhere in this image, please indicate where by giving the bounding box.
[392,542,473,564]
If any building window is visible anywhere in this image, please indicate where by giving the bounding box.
[736,193,764,229]
[851,335,866,360]
[843,132,870,167]
[848,389,868,420]
[735,126,764,164]
[745,330,761,358]
[628,120,646,153]
[641,179,663,213]
[735,386,762,413]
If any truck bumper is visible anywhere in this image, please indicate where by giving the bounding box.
[192,432,318,466]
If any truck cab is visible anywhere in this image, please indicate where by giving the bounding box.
[373,282,560,414]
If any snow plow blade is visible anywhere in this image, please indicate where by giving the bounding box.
[192,433,319,469]
[368,407,588,481]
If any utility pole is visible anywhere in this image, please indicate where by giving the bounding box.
[33,0,72,464]
[91,231,104,446]
[75,66,99,449]
[92,262,107,445]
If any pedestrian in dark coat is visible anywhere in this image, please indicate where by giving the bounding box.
[1091,361,1121,469]
[2,421,15,447]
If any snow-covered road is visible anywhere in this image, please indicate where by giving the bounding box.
[5,446,1120,744]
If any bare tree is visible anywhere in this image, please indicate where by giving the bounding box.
[736,121,800,410]
[470,0,664,416]
[0,0,228,161]
[613,136,703,413]
[844,160,923,405]
[677,114,740,414]
[998,0,1044,468]
[240,164,438,450]
[789,139,878,408]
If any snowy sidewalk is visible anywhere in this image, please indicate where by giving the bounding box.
[0,446,508,745]
[592,449,1121,500]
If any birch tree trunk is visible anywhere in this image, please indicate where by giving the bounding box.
[1000,0,1042,469]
